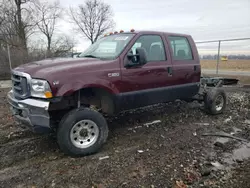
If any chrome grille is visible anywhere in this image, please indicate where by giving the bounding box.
[11,72,29,99]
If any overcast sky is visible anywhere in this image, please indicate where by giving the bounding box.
[59,0,250,54]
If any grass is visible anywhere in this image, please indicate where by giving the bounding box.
[201,60,250,71]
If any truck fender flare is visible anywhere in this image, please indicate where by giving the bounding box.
[55,81,119,96]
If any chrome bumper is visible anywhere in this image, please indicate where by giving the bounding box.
[7,90,51,132]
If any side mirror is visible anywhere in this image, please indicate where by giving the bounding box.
[135,47,147,65]
[125,47,147,68]
[127,51,134,60]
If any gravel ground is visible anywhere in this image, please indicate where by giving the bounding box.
[0,80,11,89]
[0,88,250,188]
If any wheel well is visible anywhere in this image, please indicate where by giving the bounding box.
[75,87,115,115]
[49,87,116,125]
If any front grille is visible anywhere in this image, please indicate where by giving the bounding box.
[11,72,29,99]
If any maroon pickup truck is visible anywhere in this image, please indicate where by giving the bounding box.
[7,30,227,156]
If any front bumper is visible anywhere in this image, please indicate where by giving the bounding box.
[7,90,51,133]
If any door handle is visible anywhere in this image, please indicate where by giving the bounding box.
[194,65,197,71]
[167,67,173,76]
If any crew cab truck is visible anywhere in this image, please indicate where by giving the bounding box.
[7,30,227,156]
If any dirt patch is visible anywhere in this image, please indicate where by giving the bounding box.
[0,80,11,89]
[0,88,250,188]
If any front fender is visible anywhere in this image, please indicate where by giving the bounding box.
[55,80,119,96]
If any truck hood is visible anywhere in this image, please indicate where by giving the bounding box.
[14,57,109,78]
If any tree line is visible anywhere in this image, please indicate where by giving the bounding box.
[0,0,115,75]
[200,55,250,60]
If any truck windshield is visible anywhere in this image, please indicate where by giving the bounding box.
[79,34,135,60]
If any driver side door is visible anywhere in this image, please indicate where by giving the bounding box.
[118,34,173,110]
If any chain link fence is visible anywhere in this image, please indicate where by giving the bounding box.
[0,43,74,80]
[196,38,250,74]
[0,45,45,79]
[1,37,250,80]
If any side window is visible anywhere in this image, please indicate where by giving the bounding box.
[168,36,193,60]
[130,35,166,62]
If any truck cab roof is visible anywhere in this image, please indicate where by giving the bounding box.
[110,30,191,38]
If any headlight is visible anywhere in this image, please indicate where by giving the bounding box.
[30,79,53,98]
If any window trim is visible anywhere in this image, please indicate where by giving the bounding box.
[129,34,167,63]
[168,36,194,61]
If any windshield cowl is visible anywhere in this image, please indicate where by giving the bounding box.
[82,54,99,58]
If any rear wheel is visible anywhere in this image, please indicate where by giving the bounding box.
[57,107,108,156]
[204,88,227,115]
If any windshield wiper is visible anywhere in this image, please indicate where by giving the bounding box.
[82,54,99,58]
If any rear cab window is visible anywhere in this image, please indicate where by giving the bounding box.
[168,36,193,60]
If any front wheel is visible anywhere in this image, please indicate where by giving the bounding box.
[204,88,227,115]
[57,108,109,156]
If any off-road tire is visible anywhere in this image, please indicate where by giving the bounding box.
[57,107,108,156]
[204,88,227,115]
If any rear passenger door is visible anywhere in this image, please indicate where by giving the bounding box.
[167,36,200,99]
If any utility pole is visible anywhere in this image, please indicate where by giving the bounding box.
[7,43,12,70]
[216,40,221,74]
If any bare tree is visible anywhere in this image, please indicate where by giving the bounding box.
[0,1,20,46]
[69,0,115,44]
[14,0,28,50]
[51,35,76,57]
[13,0,35,50]
[0,0,35,66]
[33,0,62,57]
[28,35,75,60]
[0,0,35,47]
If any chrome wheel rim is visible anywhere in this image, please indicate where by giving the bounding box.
[215,95,224,111]
[70,120,99,149]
